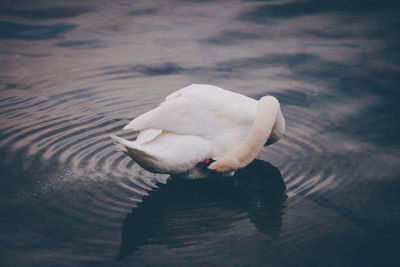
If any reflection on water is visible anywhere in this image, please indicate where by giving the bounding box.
[118,160,287,260]
[0,0,399,266]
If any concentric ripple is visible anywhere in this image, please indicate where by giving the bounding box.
[257,94,342,200]
[0,85,343,264]
[0,86,172,264]
[0,88,341,201]
[0,89,165,203]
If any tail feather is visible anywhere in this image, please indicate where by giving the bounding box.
[109,134,159,170]
[110,134,129,153]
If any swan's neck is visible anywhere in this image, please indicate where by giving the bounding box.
[208,96,280,173]
[235,96,279,164]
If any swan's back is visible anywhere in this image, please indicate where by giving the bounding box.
[112,84,285,178]
[124,84,258,154]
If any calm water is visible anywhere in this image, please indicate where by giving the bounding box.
[1,0,399,266]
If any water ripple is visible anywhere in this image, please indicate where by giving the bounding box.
[0,84,340,263]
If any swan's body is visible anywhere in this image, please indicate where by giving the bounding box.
[111,84,285,179]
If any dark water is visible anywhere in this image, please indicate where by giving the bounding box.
[0,0,399,266]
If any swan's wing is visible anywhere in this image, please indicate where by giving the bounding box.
[136,128,163,144]
[111,133,213,174]
[123,84,257,139]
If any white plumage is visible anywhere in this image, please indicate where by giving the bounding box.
[111,84,285,179]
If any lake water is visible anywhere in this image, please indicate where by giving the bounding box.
[0,0,399,266]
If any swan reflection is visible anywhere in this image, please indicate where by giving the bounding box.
[117,160,287,260]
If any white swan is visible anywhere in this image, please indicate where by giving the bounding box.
[111,84,285,179]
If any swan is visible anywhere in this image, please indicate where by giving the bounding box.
[110,84,285,179]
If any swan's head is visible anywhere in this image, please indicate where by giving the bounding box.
[207,154,241,173]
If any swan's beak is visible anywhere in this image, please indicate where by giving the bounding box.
[196,158,215,168]
[207,161,236,177]
[207,159,236,173]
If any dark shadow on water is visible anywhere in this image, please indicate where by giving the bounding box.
[56,40,97,47]
[126,8,159,16]
[55,39,107,49]
[117,160,287,261]
[201,30,266,46]
[239,0,400,24]
[0,6,94,20]
[0,21,75,40]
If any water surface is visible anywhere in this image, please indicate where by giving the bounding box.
[0,0,399,266]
